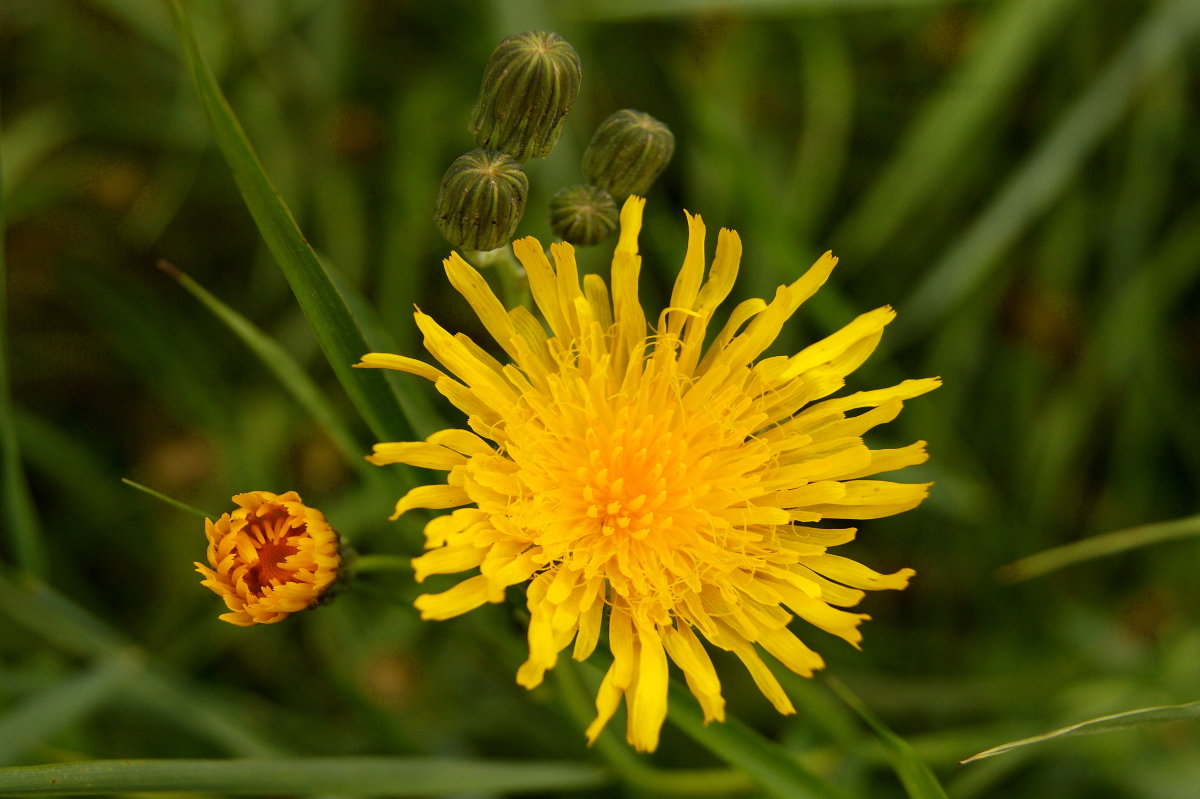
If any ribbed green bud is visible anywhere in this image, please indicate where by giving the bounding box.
[549,185,618,247]
[470,31,582,162]
[582,109,675,199]
[434,149,528,252]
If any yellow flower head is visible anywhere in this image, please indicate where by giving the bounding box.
[196,491,341,626]
[358,197,938,751]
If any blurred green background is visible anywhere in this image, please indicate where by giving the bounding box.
[2,0,1199,796]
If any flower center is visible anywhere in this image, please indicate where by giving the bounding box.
[576,407,689,542]
[239,509,304,595]
[244,538,300,595]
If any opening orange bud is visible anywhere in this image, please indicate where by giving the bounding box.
[196,491,341,626]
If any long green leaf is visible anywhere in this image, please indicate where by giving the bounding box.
[827,679,949,799]
[0,86,46,577]
[120,477,213,519]
[157,261,371,471]
[0,655,141,766]
[167,0,413,445]
[900,0,1200,341]
[0,575,285,757]
[666,679,850,799]
[998,512,1200,583]
[837,0,1081,260]
[963,701,1200,763]
[0,758,608,795]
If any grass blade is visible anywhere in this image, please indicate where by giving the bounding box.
[156,261,372,472]
[900,0,1200,341]
[167,0,414,444]
[666,679,851,799]
[837,0,1082,261]
[963,701,1200,763]
[0,94,47,577]
[0,574,288,756]
[827,678,949,799]
[0,758,608,795]
[998,512,1200,583]
[0,654,142,766]
[120,478,213,519]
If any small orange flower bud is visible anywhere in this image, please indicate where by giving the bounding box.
[196,491,341,626]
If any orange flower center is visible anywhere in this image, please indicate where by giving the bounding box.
[239,509,304,595]
[244,538,300,595]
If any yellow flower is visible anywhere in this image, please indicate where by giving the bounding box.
[196,491,341,626]
[358,197,937,751]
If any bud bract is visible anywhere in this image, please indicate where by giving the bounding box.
[435,149,529,251]
[470,31,582,162]
[549,184,619,247]
[582,109,675,199]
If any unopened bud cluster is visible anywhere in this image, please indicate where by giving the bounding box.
[437,31,580,252]
[552,109,674,248]
[434,30,675,253]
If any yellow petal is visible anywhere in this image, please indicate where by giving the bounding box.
[615,195,645,255]
[665,211,706,335]
[757,626,825,677]
[513,237,569,339]
[427,428,494,456]
[800,553,915,591]
[353,352,444,382]
[835,441,929,480]
[784,593,869,646]
[584,665,623,745]
[443,252,524,362]
[724,633,796,715]
[415,313,519,404]
[662,622,725,723]
[414,574,493,620]
[390,483,471,520]
[628,625,669,752]
[572,586,605,661]
[411,544,487,583]
[804,480,932,520]
[582,273,614,332]
[367,441,467,469]
[780,306,896,381]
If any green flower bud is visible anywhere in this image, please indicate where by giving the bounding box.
[582,109,675,199]
[549,185,618,247]
[435,149,528,252]
[470,31,582,162]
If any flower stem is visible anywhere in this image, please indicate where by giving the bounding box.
[472,246,531,310]
[349,554,412,574]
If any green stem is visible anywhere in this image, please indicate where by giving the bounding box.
[473,247,531,310]
[349,554,412,574]
[0,85,46,577]
[120,478,214,519]
[998,512,1200,583]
